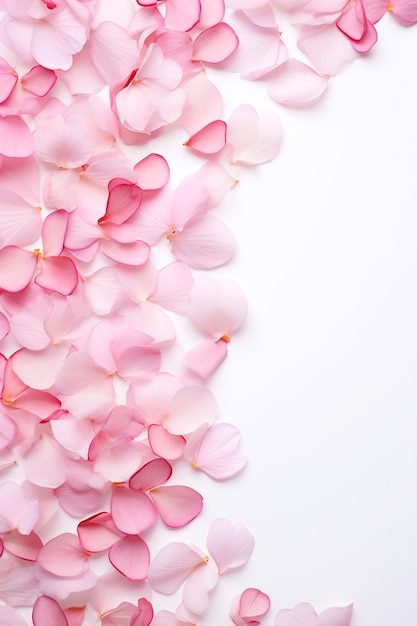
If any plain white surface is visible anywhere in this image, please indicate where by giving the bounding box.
[164,14,417,626]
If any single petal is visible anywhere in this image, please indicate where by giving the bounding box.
[274,603,318,626]
[227,104,282,165]
[0,116,34,157]
[32,595,68,626]
[21,66,57,96]
[129,458,172,492]
[111,486,157,535]
[35,255,78,296]
[238,587,271,621]
[164,385,218,435]
[318,604,354,626]
[108,535,150,580]
[184,338,228,381]
[267,59,329,106]
[148,425,186,461]
[149,261,193,314]
[77,512,123,553]
[90,21,140,85]
[149,485,203,528]
[192,23,239,63]
[165,0,201,31]
[0,187,42,248]
[0,246,36,292]
[37,533,89,577]
[206,518,255,575]
[134,153,170,190]
[148,542,206,594]
[0,606,27,626]
[185,120,227,155]
[0,57,18,103]
[182,558,219,616]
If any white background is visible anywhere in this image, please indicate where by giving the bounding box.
[155,14,417,626]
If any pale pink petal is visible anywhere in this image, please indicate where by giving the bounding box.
[170,213,235,269]
[165,0,201,31]
[0,116,34,157]
[207,518,255,574]
[116,345,162,382]
[149,261,193,314]
[0,311,9,342]
[35,564,97,600]
[129,458,172,491]
[274,603,318,626]
[101,602,137,626]
[33,595,68,626]
[134,153,170,190]
[185,120,227,155]
[149,485,203,528]
[182,558,219,616]
[238,587,271,621]
[0,246,36,292]
[199,0,225,27]
[34,112,92,168]
[187,274,248,339]
[37,533,89,577]
[109,535,150,580]
[77,512,122,553]
[184,338,228,380]
[90,21,140,85]
[0,187,42,248]
[55,352,111,395]
[148,542,206,594]
[0,606,27,626]
[318,604,354,626]
[297,24,357,76]
[94,441,145,483]
[148,424,186,460]
[21,66,57,96]
[55,483,107,518]
[267,59,329,105]
[35,256,78,296]
[184,422,247,480]
[192,23,239,63]
[180,71,224,135]
[92,570,152,615]
[164,385,218,435]
[111,486,157,535]
[84,266,126,316]
[0,57,18,103]
[100,239,150,266]
[9,308,50,351]
[227,104,282,164]
[25,431,67,488]
[41,209,68,256]
[391,0,417,23]
[0,410,16,451]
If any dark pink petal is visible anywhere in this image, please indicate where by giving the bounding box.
[0,116,34,157]
[206,518,255,575]
[130,598,154,626]
[35,256,78,296]
[149,485,203,528]
[0,57,18,103]
[148,424,186,460]
[99,179,143,226]
[318,604,354,626]
[185,120,227,155]
[129,458,172,492]
[193,23,239,63]
[33,595,68,626]
[0,246,36,292]
[134,153,170,190]
[337,0,367,40]
[111,486,157,535]
[267,59,329,106]
[239,588,271,621]
[165,0,201,31]
[77,512,123,553]
[351,20,378,52]
[2,531,42,561]
[109,535,150,580]
[37,533,89,577]
[21,66,57,96]
[148,542,206,594]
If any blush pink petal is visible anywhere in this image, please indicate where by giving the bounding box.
[99,178,143,226]
[180,71,224,135]
[318,604,354,626]
[206,518,255,574]
[165,0,201,31]
[148,424,186,460]
[41,209,68,256]
[111,486,157,535]
[192,23,239,63]
[78,512,123,552]
[185,422,247,480]
[0,410,16,450]
[0,116,34,157]
[35,564,97,600]
[35,256,78,296]
[89,21,140,85]
[94,441,145,483]
[182,558,219,616]
[101,602,138,626]
[0,57,18,103]
[32,595,68,626]
[149,261,193,314]
[0,312,9,342]
[55,352,112,395]
[238,587,271,622]
[55,483,107,518]
[134,153,170,190]
[21,66,57,96]
[337,0,367,39]
[227,104,282,164]
[170,213,235,269]
[391,0,417,23]
[34,112,92,168]
[199,0,225,27]
[187,274,248,339]
[274,603,318,626]
[25,431,68,489]
[38,532,89,577]
[149,485,203,528]
[100,239,151,266]
[185,120,227,155]
[164,385,218,435]
[0,246,36,292]
[0,187,42,248]
[184,338,228,380]
[108,535,150,580]
[0,606,27,626]
[267,59,329,105]
[297,24,357,76]
[5,530,53,562]
[148,542,206,594]
[129,458,172,491]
